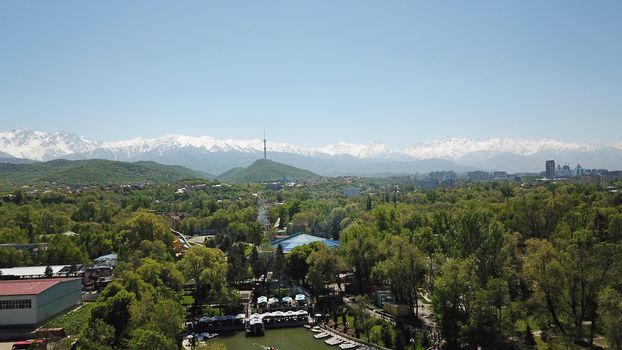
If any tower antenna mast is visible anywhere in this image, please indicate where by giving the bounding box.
[263,131,267,160]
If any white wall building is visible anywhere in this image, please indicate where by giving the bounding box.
[0,278,82,327]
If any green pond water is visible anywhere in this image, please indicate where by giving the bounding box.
[211,327,336,350]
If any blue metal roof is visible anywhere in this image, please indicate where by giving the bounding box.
[271,233,340,253]
[94,253,117,261]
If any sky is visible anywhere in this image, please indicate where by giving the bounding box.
[0,0,620,148]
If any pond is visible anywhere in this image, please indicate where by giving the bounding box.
[209,327,336,350]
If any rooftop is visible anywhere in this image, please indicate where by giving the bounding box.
[0,278,79,296]
[271,233,340,253]
[0,265,72,277]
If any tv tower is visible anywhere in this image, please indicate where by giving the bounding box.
[263,131,267,160]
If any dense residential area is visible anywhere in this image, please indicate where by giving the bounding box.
[0,165,621,350]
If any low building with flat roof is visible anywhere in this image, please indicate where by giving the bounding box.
[0,265,84,279]
[0,278,82,327]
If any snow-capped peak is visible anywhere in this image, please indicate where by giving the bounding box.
[0,128,98,160]
[0,129,619,165]
[317,141,394,159]
[404,138,596,160]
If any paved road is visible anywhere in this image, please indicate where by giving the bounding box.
[343,297,396,325]
[0,342,13,350]
[418,293,436,329]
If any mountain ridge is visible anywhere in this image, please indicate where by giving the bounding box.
[218,159,319,182]
[0,159,212,189]
[1,128,621,174]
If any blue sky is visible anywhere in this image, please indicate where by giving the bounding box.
[0,0,620,148]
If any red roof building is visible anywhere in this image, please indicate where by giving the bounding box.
[0,279,66,296]
[0,278,82,327]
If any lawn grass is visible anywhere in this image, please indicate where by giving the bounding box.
[182,294,195,306]
[336,313,421,349]
[43,303,94,335]
[244,244,253,256]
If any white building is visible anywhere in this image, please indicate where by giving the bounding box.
[0,278,82,327]
[0,265,81,279]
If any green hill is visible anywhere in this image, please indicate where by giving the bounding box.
[218,159,319,183]
[0,159,212,189]
[217,166,245,180]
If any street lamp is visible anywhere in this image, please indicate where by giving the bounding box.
[409,337,415,350]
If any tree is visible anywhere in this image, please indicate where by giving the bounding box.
[286,242,323,285]
[395,330,406,350]
[289,211,319,233]
[273,243,285,280]
[160,262,185,291]
[72,200,97,222]
[0,247,31,268]
[598,287,622,350]
[14,206,34,242]
[329,207,347,240]
[12,189,25,205]
[128,328,176,350]
[119,212,172,258]
[227,243,248,285]
[288,200,301,218]
[307,245,345,297]
[462,278,513,348]
[252,243,275,287]
[341,224,382,294]
[523,236,622,343]
[373,236,426,317]
[499,183,514,202]
[508,193,564,240]
[90,284,137,345]
[81,319,116,349]
[44,265,53,278]
[121,270,156,300]
[523,323,536,347]
[136,258,164,288]
[609,215,622,242]
[351,296,374,343]
[381,324,393,348]
[178,245,233,313]
[41,235,88,265]
[432,258,478,349]
[36,208,68,235]
[413,226,440,288]
[250,246,261,279]
[145,299,185,339]
[178,245,228,295]
[132,240,171,262]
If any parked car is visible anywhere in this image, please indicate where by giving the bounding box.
[12,339,47,350]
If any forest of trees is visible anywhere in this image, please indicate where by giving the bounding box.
[1,177,621,349]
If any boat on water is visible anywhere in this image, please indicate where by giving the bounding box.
[192,332,219,341]
[314,332,330,339]
[265,347,279,350]
[338,342,358,349]
[310,326,323,333]
[246,318,265,336]
[325,337,343,346]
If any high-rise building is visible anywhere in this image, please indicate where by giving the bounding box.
[545,160,556,179]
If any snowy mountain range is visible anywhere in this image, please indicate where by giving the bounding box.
[1,128,621,175]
